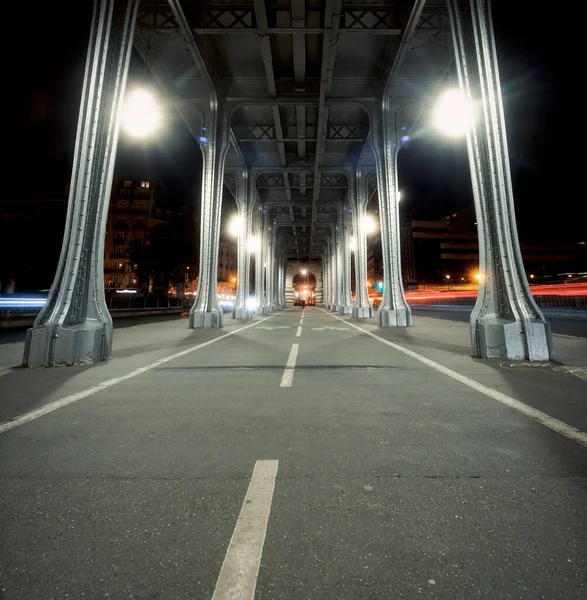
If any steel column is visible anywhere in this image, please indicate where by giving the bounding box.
[352,170,374,318]
[447,0,553,360]
[371,105,412,327]
[339,209,353,314]
[189,104,230,328]
[255,217,268,314]
[23,0,140,367]
[232,169,254,319]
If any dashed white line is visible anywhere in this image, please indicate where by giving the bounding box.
[296,326,302,337]
[212,460,279,600]
[322,309,587,447]
[280,343,299,387]
[0,313,278,435]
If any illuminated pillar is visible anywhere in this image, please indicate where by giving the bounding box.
[189,102,230,329]
[447,0,553,360]
[352,169,374,318]
[23,0,140,367]
[339,209,353,314]
[232,169,253,319]
[371,105,412,327]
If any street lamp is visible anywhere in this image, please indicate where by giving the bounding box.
[433,88,475,138]
[228,215,244,237]
[362,215,377,234]
[122,88,161,138]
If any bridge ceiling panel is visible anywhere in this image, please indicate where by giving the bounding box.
[135,0,453,260]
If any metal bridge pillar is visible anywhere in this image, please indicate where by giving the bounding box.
[447,0,553,360]
[23,0,140,368]
[339,211,354,314]
[372,106,412,328]
[231,169,254,320]
[269,229,278,311]
[352,170,374,319]
[330,226,342,311]
[323,242,332,308]
[189,103,230,329]
[255,219,268,314]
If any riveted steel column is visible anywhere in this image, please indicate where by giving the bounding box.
[331,225,343,311]
[339,208,353,314]
[255,216,268,314]
[266,226,277,312]
[352,170,374,318]
[323,243,331,308]
[23,0,140,367]
[189,104,230,329]
[371,106,412,327]
[447,0,553,360]
[232,169,253,319]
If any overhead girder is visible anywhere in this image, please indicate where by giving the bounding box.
[133,0,456,265]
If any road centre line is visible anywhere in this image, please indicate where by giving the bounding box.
[280,343,299,387]
[322,309,587,447]
[212,460,278,600]
[0,313,278,435]
[296,325,302,337]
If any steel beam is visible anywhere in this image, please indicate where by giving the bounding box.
[23,0,140,368]
[308,0,342,260]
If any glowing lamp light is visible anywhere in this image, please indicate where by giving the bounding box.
[246,298,258,310]
[122,88,161,138]
[349,236,356,252]
[362,215,377,234]
[301,269,307,275]
[433,88,475,137]
[247,236,259,252]
[229,215,243,237]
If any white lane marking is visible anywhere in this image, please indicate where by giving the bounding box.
[212,460,278,600]
[296,326,302,337]
[0,314,277,435]
[280,343,299,388]
[322,309,587,447]
[553,333,587,340]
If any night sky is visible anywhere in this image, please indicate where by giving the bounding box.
[6,2,582,251]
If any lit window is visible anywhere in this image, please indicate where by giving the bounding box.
[141,181,150,188]
[124,180,132,187]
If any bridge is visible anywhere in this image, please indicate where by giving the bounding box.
[2,1,586,598]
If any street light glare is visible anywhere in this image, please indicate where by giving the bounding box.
[247,236,259,252]
[433,88,474,137]
[349,236,356,252]
[229,215,243,237]
[122,88,161,138]
[362,215,377,234]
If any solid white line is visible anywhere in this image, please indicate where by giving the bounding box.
[321,309,587,447]
[296,326,302,337]
[212,460,278,600]
[280,343,299,388]
[0,314,277,435]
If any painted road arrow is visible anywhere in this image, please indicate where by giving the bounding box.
[311,326,350,331]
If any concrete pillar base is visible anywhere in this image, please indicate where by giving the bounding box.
[255,306,269,315]
[352,305,373,319]
[472,317,553,361]
[232,307,254,320]
[24,320,112,367]
[189,310,223,329]
[339,305,353,315]
[379,307,412,327]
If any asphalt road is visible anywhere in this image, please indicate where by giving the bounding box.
[0,308,586,599]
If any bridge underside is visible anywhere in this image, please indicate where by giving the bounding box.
[23,0,554,366]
